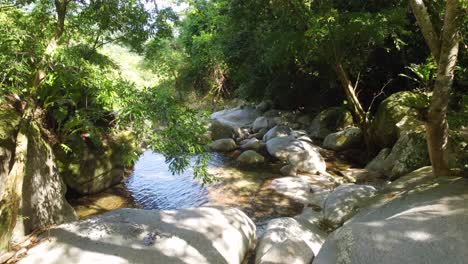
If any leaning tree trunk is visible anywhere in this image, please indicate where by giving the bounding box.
[335,63,372,155]
[411,0,462,177]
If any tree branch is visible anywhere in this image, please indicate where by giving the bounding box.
[409,0,441,62]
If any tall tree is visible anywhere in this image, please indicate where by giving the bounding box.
[410,0,464,176]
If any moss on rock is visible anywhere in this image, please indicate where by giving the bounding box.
[55,131,141,195]
[370,91,429,148]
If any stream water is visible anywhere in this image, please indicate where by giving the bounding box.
[71,148,355,221]
[124,150,211,210]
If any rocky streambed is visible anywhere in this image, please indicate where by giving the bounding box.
[11,93,468,264]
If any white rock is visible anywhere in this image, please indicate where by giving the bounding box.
[211,107,259,128]
[255,217,327,264]
[19,207,256,264]
[322,184,377,225]
[263,125,292,142]
[314,168,468,264]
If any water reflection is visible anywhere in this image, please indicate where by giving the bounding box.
[125,150,212,210]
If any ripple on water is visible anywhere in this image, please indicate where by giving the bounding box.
[125,150,210,210]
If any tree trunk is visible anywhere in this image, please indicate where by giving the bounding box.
[335,63,372,155]
[409,0,441,62]
[424,0,461,176]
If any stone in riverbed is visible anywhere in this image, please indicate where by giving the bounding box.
[211,107,259,129]
[255,217,327,264]
[323,127,363,151]
[266,135,326,174]
[253,116,275,132]
[19,207,256,264]
[369,91,427,148]
[237,150,265,165]
[209,138,237,152]
[240,138,265,152]
[313,168,468,264]
[309,107,354,139]
[322,184,377,225]
[263,125,292,142]
[208,119,237,140]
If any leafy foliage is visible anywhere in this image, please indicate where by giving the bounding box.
[0,0,211,182]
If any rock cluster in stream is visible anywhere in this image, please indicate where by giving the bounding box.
[14,94,468,264]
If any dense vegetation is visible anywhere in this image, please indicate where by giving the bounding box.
[146,0,467,110]
[0,0,211,180]
[0,0,466,188]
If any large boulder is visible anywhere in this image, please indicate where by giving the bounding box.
[253,116,276,132]
[209,138,237,152]
[211,107,259,129]
[270,177,313,204]
[208,120,237,140]
[323,127,363,151]
[266,136,326,174]
[19,207,256,264]
[263,125,292,142]
[270,177,332,206]
[55,132,140,195]
[381,131,430,180]
[0,118,77,250]
[240,138,265,152]
[309,107,354,139]
[313,168,468,264]
[288,149,327,175]
[322,184,377,225]
[255,217,327,264]
[237,150,265,165]
[370,91,428,148]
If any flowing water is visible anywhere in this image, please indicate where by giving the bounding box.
[124,150,211,210]
[71,148,354,221]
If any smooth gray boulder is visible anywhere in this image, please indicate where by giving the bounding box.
[266,136,327,174]
[323,127,362,151]
[255,217,327,264]
[271,177,312,204]
[240,138,265,152]
[209,138,237,152]
[263,125,292,142]
[322,184,377,225]
[313,168,468,264]
[270,176,332,206]
[211,107,259,129]
[288,148,327,175]
[237,150,265,165]
[253,116,275,132]
[19,207,256,264]
[309,107,354,139]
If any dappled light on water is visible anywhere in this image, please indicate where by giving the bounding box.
[125,151,210,210]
